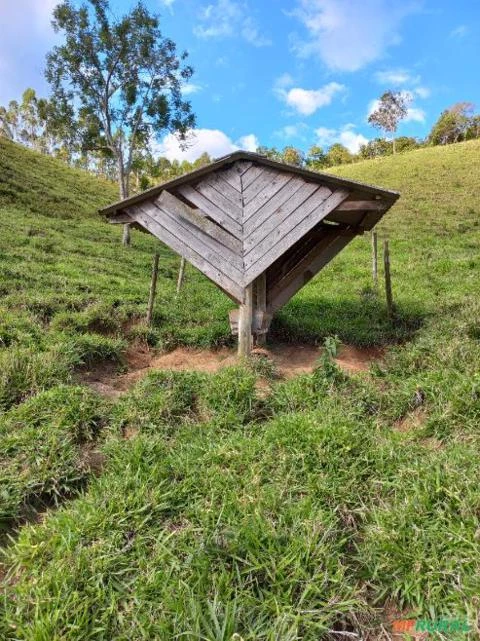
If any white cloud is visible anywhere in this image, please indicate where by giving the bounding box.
[181,83,203,96]
[315,124,368,153]
[274,73,295,90]
[241,17,272,47]
[276,82,345,116]
[375,69,420,85]
[290,0,419,72]
[274,123,309,141]
[374,69,430,99]
[414,86,430,99]
[450,25,468,38]
[157,128,259,161]
[194,0,271,46]
[237,134,259,152]
[405,107,426,123]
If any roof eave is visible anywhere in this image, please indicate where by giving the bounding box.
[99,150,400,217]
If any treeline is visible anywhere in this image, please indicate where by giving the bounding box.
[1,90,479,189]
[0,88,208,191]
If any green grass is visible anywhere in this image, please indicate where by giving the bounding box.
[1,138,480,638]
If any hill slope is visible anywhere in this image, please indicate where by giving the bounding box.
[0,138,118,218]
[1,139,480,639]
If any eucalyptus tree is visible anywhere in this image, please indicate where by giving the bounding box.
[368,91,409,154]
[46,0,195,244]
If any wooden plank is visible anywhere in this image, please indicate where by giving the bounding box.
[268,234,353,313]
[335,200,386,212]
[244,173,295,221]
[126,206,244,302]
[177,184,243,239]
[243,168,279,206]
[243,177,309,238]
[157,191,242,255]
[241,164,264,190]
[244,182,322,250]
[219,165,242,192]
[150,203,244,278]
[242,168,274,203]
[235,160,253,175]
[195,180,243,222]
[244,185,334,267]
[204,173,243,207]
[244,188,350,284]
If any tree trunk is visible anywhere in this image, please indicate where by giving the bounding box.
[118,157,131,247]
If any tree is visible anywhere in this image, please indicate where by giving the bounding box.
[325,143,353,167]
[429,103,475,145]
[0,100,19,140]
[281,146,304,167]
[256,146,282,162]
[305,145,327,170]
[46,0,196,244]
[368,91,409,154]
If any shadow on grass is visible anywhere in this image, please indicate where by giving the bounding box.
[269,294,427,347]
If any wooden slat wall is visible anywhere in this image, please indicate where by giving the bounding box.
[106,159,395,315]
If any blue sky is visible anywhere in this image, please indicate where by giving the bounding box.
[1,0,479,160]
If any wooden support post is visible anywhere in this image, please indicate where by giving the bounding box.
[238,283,253,357]
[254,272,267,346]
[371,231,378,289]
[122,223,131,247]
[146,252,159,326]
[176,257,186,296]
[383,239,394,319]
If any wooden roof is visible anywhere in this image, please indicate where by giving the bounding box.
[101,151,399,305]
[101,150,399,216]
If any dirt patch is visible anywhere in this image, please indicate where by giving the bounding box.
[80,342,385,398]
[394,407,427,433]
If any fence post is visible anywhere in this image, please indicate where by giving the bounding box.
[372,231,378,289]
[383,239,394,318]
[176,257,186,296]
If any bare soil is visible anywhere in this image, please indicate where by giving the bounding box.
[80,342,385,399]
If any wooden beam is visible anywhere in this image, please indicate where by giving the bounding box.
[334,200,387,212]
[268,234,353,313]
[238,284,253,357]
[254,272,268,346]
[108,212,133,224]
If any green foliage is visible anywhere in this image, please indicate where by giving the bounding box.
[428,102,476,145]
[46,0,195,197]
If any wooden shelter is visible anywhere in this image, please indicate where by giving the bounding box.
[101,151,399,355]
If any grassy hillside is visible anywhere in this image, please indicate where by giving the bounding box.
[1,138,480,639]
